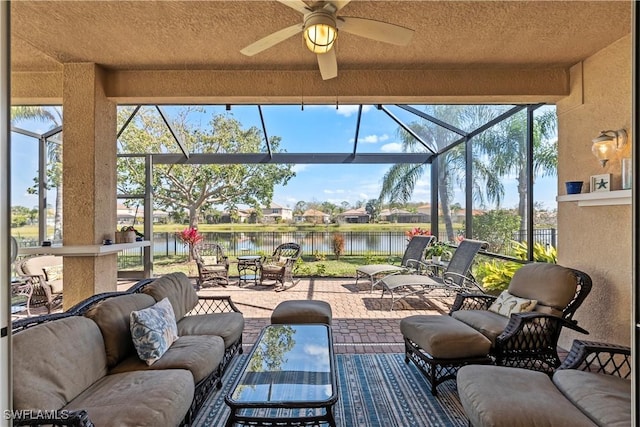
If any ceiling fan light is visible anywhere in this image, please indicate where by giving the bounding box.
[304,13,337,54]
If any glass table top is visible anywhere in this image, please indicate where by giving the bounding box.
[228,324,335,405]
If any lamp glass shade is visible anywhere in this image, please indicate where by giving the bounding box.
[304,23,337,53]
[591,139,615,167]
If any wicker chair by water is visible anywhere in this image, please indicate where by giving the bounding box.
[194,242,230,289]
[355,235,435,292]
[377,239,489,310]
[260,242,302,291]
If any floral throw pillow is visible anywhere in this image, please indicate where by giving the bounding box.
[130,297,179,366]
[488,291,537,317]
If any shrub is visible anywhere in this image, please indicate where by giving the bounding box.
[331,233,345,260]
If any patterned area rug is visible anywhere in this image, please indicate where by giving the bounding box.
[193,353,468,427]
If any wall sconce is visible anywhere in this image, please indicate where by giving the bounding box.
[591,129,627,167]
[304,11,338,54]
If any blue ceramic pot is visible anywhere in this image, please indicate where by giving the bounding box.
[565,181,583,194]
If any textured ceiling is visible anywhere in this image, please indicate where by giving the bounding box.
[10,0,632,75]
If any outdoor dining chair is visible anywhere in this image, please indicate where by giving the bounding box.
[355,235,435,292]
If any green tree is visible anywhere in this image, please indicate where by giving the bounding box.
[117,107,295,227]
[365,198,381,223]
[11,106,64,239]
[379,106,557,242]
[472,209,521,253]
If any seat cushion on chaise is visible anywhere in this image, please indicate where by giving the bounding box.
[178,312,245,348]
[400,315,491,359]
[553,370,631,427]
[458,365,597,427]
[142,272,199,320]
[84,293,157,368]
[64,369,194,427]
[450,310,511,345]
[110,335,225,383]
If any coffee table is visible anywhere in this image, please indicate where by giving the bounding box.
[225,324,337,426]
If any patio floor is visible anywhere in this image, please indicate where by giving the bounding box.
[193,276,455,354]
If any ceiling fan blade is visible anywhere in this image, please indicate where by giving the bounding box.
[339,17,414,46]
[240,24,303,56]
[276,0,311,14]
[317,49,338,80]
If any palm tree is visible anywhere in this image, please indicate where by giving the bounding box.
[379,105,557,241]
[11,106,64,240]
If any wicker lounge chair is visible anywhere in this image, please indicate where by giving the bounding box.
[401,263,593,394]
[376,239,488,310]
[194,242,230,289]
[355,235,435,292]
[260,242,302,291]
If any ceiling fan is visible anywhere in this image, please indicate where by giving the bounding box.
[240,0,414,80]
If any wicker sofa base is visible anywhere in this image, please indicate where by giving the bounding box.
[404,337,492,396]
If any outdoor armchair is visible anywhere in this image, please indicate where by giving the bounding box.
[194,242,230,289]
[449,262,592,372]
[355,235,435,292]
[260,242,302,291]
[14,254,63,315]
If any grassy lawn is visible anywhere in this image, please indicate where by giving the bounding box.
[149,254,401,278]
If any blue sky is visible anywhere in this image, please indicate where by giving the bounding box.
[10,105,558,211]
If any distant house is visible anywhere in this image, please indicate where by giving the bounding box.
[116,204,169,224]
[379,208,427,223]
[337,207,369,224]
[299,209,330,224]
[262,202,293,223]
[220,209,252,223]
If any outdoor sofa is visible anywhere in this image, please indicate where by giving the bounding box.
[458,340,631,427]
[11,272,244,426]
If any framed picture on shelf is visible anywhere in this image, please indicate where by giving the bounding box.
[590,173,611,192]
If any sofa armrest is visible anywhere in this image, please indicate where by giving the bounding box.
[449,293,495,313]
[12,409,94,427]
[185,295,242,316]
[558,339,631,378]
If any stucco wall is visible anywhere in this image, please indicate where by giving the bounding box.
[556,34,632,348]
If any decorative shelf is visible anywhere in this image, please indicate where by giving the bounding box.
[556,189,631,206]
[18,241,150,257]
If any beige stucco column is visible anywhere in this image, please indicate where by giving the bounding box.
[62,63,117,308]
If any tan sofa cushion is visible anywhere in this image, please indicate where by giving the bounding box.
[178,312,245,348]
[451,310,510,345]
[13,316,108,411]
[458,365,597,427]
[553,370,631,427]
[110,335,225,383]
[65,369,194,427]
[142,272,198,320]
[508,263,577,312]
[84,293,156,368]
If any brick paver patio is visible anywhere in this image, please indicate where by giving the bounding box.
[196,277,456,354]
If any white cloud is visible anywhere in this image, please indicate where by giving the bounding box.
[380,142,403,153]
[360,134,390,144]
[292,164,310,173]
[335,105,373,117]
[323,189,345,194]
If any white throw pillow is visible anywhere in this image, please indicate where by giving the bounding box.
[488,291,537,317]
[130,297,179,365]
